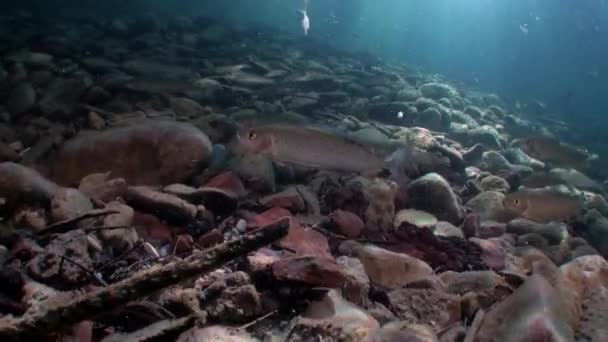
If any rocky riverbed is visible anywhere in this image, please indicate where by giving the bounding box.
[0,10,606,342]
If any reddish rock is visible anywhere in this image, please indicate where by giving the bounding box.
[329,210,364,238]
[78,172,127,203]
[133,211,172,244]
[478,220,507,238]
[50,188,93,223]
[126,186,197,223]
[248,207,292,230]
[272,256,348,288]
[247,248,282,273]
[197,229,223,248]
[470,237,506,270]
[47,120,212,186]
[9,237,43,261]
[275,220,331,258]
[201,171,246,198]
[259,187,305,213]
[173,234,194,254]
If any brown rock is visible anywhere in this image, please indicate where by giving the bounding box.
[126,186,197,223]
[48,120,212,186]
[337,256,370,307]
[373,322,438,342]
[78,172,127,203]
[87,111,105,129]
[353,244,435,289]
[470,237,507,270]
[27,230,93,288]
[387,288,461,333]
[50,188,93,223]
[14,207,47,232]
[100,202,137,250]
[287,290,379,342]
[259,187,305,213]
[7,82,36,115]
[177,326,253,342]
[329,210,364,238]
[197,229,223,248]
[272,256,348,288]
[248,207,292,229]
[0,162,59,208]
[474,275,574,341]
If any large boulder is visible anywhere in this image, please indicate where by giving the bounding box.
[46,121,212,186]
[407,173,465,224]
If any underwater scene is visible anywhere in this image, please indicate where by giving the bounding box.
[0,0,607,341]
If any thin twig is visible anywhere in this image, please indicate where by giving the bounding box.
[238,309,278,330]
[95,240,144,272]
[39,209,119,237]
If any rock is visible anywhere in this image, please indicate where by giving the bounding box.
[479,175,510,193]
[329,210,364,238]
[506,219,568,245]
[48,120,212,186]
[0,162,59,208]
[451,125,504,149]
[352,244,434,289]
[0,142,19,162]
[27,230,93,288]
[337,256,370,307]
[474,275,574,341]
[419,83,455,99]
[478,220,507,238]
[126,186,197,224]
[439,270,507,295]
[373,322,438,342]
[287,290,379,342]
[504,147,545,170]
[466,191,516,222]
[122,59,191,79]
[50,188,93,223]
[394,209,438,230]
[470,238,507,270]
[78,172,127,203]
[7,82,36,115]
[387,288,461,333]
[363,178,398,232]
[275,218,331,258]
[100,202,137,250]
[550,168,603,193]
[83,86,111,105]
[14,207,47,232]
[579,211,608,257]
[81,57,118,72]
[177,326,255,342]
[39,77,89,117]
[272,256,349,288]
[169,97,204,118]
[482,150,532,175]
[259,187,305,213]
[230,154,276,193]
[434,221,464,238]
[559,255,608,341]
[415,107,444,130]
[87,111,106,130]
[408,173,465,224]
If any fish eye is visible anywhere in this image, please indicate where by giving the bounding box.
[248,131,257,140]
[513,199,520,205]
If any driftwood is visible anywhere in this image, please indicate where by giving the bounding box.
[0,217,290,340]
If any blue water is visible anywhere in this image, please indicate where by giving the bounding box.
[7,0,608,138]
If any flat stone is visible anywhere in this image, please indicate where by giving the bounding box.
[272,256,348,288]
[353,244,434,289]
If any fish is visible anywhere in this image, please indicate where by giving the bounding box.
[298,0,310,35]
[503,188,583,223]
[511,136,594,170]
[236,124,384,173]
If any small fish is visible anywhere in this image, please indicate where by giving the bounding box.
[512,136,593,170]
[299,10,310,35]
[503,189,583,223]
